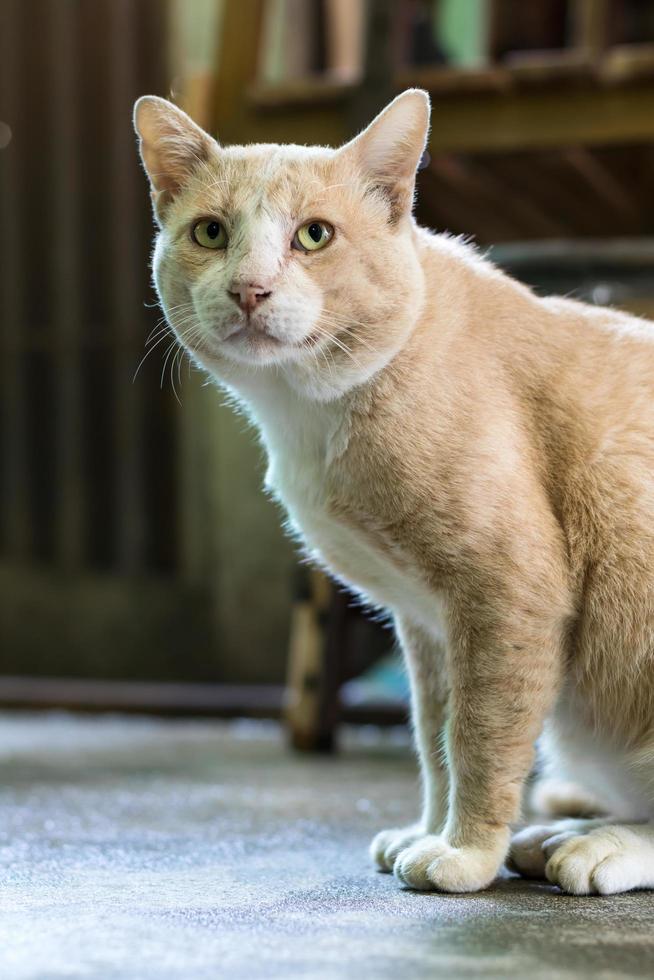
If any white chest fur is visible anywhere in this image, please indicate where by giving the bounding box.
[237,379,445,635]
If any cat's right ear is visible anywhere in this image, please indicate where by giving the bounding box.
[133,96,215,223]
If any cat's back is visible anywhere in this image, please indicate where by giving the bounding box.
[415,228,654,437]
[520,294,654,470]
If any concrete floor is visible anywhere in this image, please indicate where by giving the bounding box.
[1,714,652,980]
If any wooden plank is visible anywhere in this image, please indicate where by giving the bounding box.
[601,44,654,84]
[501,49,593,85]
[0,674,406,725]
[324,0,365,81]
[285,569,333,750]
[0,0,31,556]
[0,676,285,717]
[239,78,654,154]
[175,73,218,585]
[396,64,512,94]
[562,146,640,223]
[0,562,214,681]
[478,152,625,240]
[571,0,609,59]
[176,372,212,586]
[348,0,395,133]
[248,76,355,109]
[181,71,218,130]
[49,0,85,568]
[109,0,146,571]
[417,163,523,243]
[212,0,266,142]
[233,104,349,146]
[213,0,348,145]
[425,82,654,153]
[427,154,565,239]
[3,330,132,353]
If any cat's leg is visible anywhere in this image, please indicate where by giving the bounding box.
[370,617,449,872]
[393,595,566,893]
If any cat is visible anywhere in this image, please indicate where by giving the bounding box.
[134,89,654,895]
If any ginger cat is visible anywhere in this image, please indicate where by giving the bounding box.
[134,90,654,895]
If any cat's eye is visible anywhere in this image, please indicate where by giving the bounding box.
[293,220,333,253]
[192,219,228,250]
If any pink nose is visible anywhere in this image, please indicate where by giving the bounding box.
[228,282,272,314]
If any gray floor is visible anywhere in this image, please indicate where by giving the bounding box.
[1,713,652,980]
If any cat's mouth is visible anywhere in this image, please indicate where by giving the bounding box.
[213,320,295,365]
[221,319,322,358]
[193,316,325,365]
[224,323,282,348]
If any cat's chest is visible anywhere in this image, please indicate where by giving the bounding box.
[261,406,442,630]
[263,412,358,563]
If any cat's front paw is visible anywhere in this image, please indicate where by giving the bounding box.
[544,825,654,896]
[370,824,427,872]
[509,819,592,879]
[393,834,503,893]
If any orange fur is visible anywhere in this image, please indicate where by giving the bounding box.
[135,91,654,895]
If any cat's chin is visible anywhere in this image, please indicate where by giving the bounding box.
[216,331,303,368]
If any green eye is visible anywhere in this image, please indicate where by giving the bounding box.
[192,219,228,249]
[294,221,333,252]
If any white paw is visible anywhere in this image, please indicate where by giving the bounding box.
[392,834,503,893]
[545,826,654,896]
[370,824,426,872]
[509,820,588,879]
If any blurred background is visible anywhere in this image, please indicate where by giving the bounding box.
[3,0,654,749]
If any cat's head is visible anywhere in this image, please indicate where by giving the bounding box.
[134,90,430,400]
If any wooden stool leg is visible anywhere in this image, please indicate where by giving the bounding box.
[285,569,345,752]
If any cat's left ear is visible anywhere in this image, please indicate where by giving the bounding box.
[133,95,216,223]
[340,89,430,223]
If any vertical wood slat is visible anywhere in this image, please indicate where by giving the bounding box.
[572,0,610,60]
[109,0,146,572]
[347,0,394,134]
[212,0,265,142]
[176,35,220,586]
[50,0,85,569]
[0,0,31,557]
